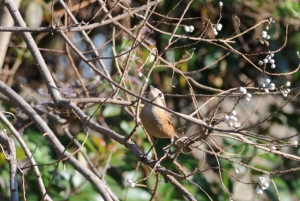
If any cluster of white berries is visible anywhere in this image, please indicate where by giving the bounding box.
[127,179,136,188]
[238,86,252,101]
[269,17,275,24]
[261,30,270,40]
[138,72,149,83]
[258,53,276,69]
[213,28,218,36]
[216,24,223,31]
[260,78,275,93]
[213,24,222,35]
[255,177,269,194]
[213,2,223,35]
[261,18,275,40]
[292,140,298,147]
[224,110,241,128]
[281,81,291,97]
[184,25,194,33]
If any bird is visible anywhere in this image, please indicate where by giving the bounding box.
[139,86,175,145]
[139,86,194,155]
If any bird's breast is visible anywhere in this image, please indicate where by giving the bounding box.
[140,105,174,139]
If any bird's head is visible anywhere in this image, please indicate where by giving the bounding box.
[146,86,167,107]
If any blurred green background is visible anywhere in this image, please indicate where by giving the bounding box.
[1,0,300,200]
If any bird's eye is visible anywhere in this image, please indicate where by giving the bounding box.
[158,93,163,97]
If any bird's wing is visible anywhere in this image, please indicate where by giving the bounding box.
[166,112,174,126]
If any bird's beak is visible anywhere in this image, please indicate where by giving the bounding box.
[143,85,154,97]
[148,85,156,97]
[143,86,152,97]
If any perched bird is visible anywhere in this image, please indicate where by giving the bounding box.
[140,86,175,143]
[140,86,194,154]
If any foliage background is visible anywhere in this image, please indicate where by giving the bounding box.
[0,0,300,200]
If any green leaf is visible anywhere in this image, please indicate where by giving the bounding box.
[105,175,124,198]
[68,182,99,201]
[267,177,291,200]
[120,120,135,135]
[102,105,121,117]
[125,188,152,201]
[77,133,97,152]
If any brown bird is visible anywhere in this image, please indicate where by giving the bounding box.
[140,86,175,143]
[140,86,194,154]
